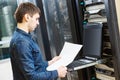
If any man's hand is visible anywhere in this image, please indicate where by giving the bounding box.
[57,66,67,78]
[48,56,61,65]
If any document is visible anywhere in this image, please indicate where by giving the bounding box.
[47,42,82,71]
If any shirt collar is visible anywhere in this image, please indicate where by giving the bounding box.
[16,28,31,38]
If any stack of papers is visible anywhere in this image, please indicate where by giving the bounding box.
[47,42,82,71]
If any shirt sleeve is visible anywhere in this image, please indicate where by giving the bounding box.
[14,40,58,80]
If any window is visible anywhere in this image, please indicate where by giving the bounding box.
[0,0,17,60]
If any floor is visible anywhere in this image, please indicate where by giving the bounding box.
[0,58,13,80]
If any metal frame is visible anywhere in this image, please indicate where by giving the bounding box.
[66,0,84,44]
[36,0,52,60]
[104,0,120,80]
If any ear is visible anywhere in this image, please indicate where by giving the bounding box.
[24,14,30,22]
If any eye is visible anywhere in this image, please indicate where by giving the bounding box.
[36,18,39,21]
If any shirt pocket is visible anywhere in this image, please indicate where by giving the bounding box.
[32,49,39,58]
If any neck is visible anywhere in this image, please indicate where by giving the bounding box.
[17,23,29,33]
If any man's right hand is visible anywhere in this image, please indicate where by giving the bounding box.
[57,66,67,78]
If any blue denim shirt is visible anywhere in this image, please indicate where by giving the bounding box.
[9,28,58,80]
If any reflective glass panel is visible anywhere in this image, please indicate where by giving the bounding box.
[0,0,17,60]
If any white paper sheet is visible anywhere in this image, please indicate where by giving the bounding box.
[47,42,82,71]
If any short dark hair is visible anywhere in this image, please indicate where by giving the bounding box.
[14,2,41,23]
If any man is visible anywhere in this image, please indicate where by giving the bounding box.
[9,2,67,80]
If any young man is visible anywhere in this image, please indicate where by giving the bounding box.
[9,2,67,80]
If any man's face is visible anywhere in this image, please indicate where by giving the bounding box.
[28,13,40,32]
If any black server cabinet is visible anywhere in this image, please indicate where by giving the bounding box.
[36,0,102,80]
[36,0,84,60]
[104,0,120,80]
[36,0,85,80]
[35,0,120,80]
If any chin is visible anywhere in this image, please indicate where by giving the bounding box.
[29,29,35,32]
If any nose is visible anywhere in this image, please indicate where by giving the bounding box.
[37,20,39,25]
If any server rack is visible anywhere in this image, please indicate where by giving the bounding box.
[36,0,85,80]
[104,0,120,80]
[35,0,106,80]
[0,0,119,80]
[36,0,84,60]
